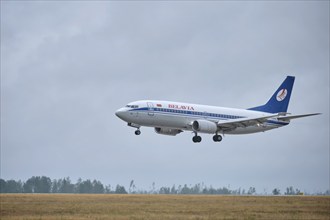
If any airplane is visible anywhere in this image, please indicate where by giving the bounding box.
[115,76,320,143]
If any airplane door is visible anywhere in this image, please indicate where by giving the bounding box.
[147,102,154,116]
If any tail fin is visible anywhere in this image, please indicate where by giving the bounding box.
[248,76,295,113]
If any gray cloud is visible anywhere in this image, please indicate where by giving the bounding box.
[1,1,329,193]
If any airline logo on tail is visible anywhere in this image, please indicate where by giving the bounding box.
[276,89,287,101]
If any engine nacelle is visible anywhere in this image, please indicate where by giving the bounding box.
[155,127,182,136]
[192,120,217,134]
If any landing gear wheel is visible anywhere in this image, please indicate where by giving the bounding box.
[135,130,141,135]
[213,135,222,142]
[192,135,202,143]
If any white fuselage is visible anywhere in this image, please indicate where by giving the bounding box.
[115,100,289,135]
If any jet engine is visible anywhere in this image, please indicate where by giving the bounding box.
[154,127,182,136]
[192,120,217,134]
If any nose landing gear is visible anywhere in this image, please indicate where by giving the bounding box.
[135,129,141,135]
[127,123,141,136]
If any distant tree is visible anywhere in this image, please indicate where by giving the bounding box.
[209,186,217,195]
[218,187,231,195]
[295,188,301,195]
[38,176,52,193]
[0,179,23,193]
[284,186,302,195]
[23,176,51,193]
[51,179,59,193]
[76,179,93,193]
[151,182,156,194]
[105,185,112,194]
[272,188,281,195]
[247,187,256,195]
[92,180,104,194]
[115,185,127,194]
[203,186,217,195]
[170,185,177,194]
[58,177,74,193]
[0,179,6,193]
[23,177,35,193]
[159,187,170,194]
[189,183,204,194]
[231,187,241,195]
[129,180,136,194]
[285,186,295,195]
[83,179,93,193]
[75,178,83,193]
[8,180,23,193]
[202,187,208,194]
[181,184,189,194]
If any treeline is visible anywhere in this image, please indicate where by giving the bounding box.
[0,177,256,195]
[1,176,329,195]
[0,176,126,194]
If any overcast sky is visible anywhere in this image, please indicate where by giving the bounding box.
[1,1,329,193]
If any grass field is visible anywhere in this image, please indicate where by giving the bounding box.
[0,194,329,219]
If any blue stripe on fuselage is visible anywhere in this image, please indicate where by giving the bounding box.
[131,107,245,121]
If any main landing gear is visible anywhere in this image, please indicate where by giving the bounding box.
[192,133,222,143]
[135,129,141,135]
[213,134,222,142]
[192,134,202,143]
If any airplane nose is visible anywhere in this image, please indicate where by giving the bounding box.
[115,109,121,117]
[115,108,125,119]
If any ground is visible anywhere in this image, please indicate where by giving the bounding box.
[1,194,329,219]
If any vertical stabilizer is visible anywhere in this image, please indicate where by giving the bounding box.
[248,76,295,113]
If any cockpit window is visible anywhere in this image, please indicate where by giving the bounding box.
[125,105,139,108]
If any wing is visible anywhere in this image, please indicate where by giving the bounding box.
[217,113,281,131]
[277,113,321,121]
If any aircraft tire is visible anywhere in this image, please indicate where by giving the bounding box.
[135,130,141,135]
[193,136,202,143]
[213,135,222,142]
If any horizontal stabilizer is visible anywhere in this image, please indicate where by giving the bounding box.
[278,113,321,121]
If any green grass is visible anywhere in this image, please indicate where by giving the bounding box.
[1,194,329,219]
